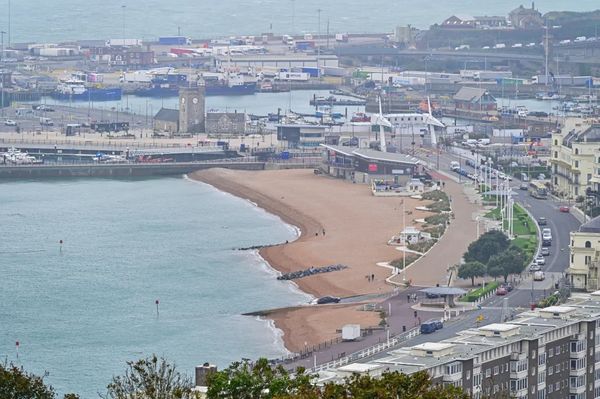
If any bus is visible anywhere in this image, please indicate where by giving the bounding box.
[529,180,548,199]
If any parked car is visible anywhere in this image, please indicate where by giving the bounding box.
[529,264,542,272]
[535,256,546,266]
[541,247,550,256]
[425,292,440,299]
[316,296,341,304]
[519,183,528,190]
[538,217,547,226]
[542,239,552,247]
[559,206,570,213]
[496,287,508,296]
[4,119,16,126]
[501,283,514,292]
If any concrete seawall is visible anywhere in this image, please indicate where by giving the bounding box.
[0,162,266,179]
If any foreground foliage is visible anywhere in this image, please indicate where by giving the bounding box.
[207,359,469,399]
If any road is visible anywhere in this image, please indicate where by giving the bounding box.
[414,144,581,304]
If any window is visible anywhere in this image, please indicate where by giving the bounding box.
[586,241,592,248]
[485,368,491,378]
[575,160,579,167]
[549,348,554,357]
[556,345,561,355]
[538,353,546,366]
[466,370,470,380]
[493,365,499,375]
[576,148,580,155]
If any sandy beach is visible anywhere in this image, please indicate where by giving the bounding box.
[191,168,436,351]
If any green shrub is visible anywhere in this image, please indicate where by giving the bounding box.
[460,281,500,302]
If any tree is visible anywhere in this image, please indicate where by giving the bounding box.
[487,249,527,282]
[0,362,56,399]
[457,261,487,286]
[103,355,197,399]
[207,359,468,399]
[464,230,509,264]
[207,359,314,399]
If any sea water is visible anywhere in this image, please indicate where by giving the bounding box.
[2,0,598,43]
[0,177,311,397]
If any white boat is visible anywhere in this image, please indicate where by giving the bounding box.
[1,147,40,165]
[573,94,598,103]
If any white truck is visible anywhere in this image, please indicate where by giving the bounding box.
[493,43,506,49]
[533,271,545,281]
[40,117,54,126]
[335,33,349,42]
[342,324,361,341]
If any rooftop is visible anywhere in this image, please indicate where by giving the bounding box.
[154,108,179,123]
[453,87,492,103]
[579,215,600,233]
[321,145,420,165]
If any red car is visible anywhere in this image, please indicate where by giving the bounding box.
[496,287,508,296]
[559,206,570,213]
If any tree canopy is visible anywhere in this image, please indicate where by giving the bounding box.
[487,248,527,282]
[0,362,56,399]
[207,359,468,399]
[102,355,197,399]
[457,261,487,286]
[463,230,509,264]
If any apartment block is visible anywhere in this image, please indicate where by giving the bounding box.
[550,122,600,200]
[318,295,600,399]
[569,217,600,291]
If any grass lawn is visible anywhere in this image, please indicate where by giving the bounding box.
[485,204,538,263]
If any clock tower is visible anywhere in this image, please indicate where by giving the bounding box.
[178,84,205,133]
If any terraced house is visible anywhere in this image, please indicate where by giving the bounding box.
[569,216,600,291]
[551,122,600,201]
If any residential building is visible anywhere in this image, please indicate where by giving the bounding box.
[153,108,179,133]
[441,15,476,29]
[453,87,497,112]
[550,123,600,200]
[205,112,247,135]
[509,3,543,29]
[317,298,600,399]
[569,217,600,291]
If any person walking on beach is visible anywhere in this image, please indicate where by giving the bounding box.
[322,228,326,236]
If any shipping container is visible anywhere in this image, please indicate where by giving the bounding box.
[159,36,192,45]
[341,324,361,341]
[301,67,320,77]
[335,33,349,42]
[276,72,310,81]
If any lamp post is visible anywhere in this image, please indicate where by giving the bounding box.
[317,9,322,79]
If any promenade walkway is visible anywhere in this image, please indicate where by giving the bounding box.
[390,178,482,287]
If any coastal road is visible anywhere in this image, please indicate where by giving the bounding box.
[407,144,581,306]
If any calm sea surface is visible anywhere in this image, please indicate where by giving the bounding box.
[0,177,311,397]
[2,1,599,43]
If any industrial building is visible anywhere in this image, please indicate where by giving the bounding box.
[315,294,600,399]
[453,87,497,112]
[214,54,339,70]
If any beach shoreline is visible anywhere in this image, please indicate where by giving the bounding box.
[189,168,431,351]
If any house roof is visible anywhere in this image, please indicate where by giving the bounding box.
[206,112,246,123]
[154,108,179,123]
[453,87,490,102]
[580,216,600,234]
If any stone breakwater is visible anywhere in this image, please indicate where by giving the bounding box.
[277,264,348,281]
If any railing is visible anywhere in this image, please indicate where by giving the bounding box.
[309,327,420,373]
[0,137,215,150]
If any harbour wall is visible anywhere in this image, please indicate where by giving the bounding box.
[0,161,266,179]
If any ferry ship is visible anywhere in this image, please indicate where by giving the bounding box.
[50,79,122,101]
[133,72,257,97]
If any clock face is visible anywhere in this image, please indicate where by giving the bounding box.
[181,97,186,104]
[192,97,198,104]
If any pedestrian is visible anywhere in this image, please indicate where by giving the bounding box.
[315,232,319,237]
[322,228,326,236]
[371,273,375,282]
[407,294,411,303]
